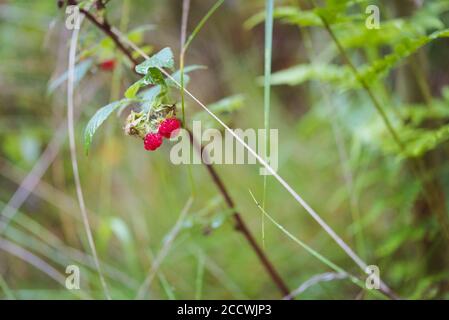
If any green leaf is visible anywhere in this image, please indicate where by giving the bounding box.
[47,59,92,94]
[208,94,246,113]
[135,47,174,75]
[140,86,162,113]
[271,28,449,90]
[145,68,167,86]
[125,68,167,99]
[126,24,156,44]
[125,79,144,99]
[193,94,245,128]
[138,65,205,113]
[265,64,351,86]
[358,28,449,85]
[245,6,322,29]
[245,1,366,30]
[167,65,206,87]
[84,99,133,154]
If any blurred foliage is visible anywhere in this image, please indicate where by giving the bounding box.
[1,0,449,300]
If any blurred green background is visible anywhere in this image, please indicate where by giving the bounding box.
[1,0,449,299]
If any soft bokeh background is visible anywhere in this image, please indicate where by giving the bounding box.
[1,0,449,299]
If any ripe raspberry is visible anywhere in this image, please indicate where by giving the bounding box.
[158,118,181,138]
[144,133,163,151]
[99,59,116,71]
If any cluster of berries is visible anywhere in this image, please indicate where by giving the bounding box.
[144,118,181,151]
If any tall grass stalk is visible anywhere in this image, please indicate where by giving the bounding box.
[136,197,193,299]
[67,10,111,300]
[180,0,196,196]
[262,0,274,248]
[0,122,69,235]
[195,251,205,300]
[0,199,138,291]
[179,0,223,196]
[0,238,67,289]
[0,273,14,299]
[182,0,225,53]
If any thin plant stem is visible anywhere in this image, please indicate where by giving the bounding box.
[136,197,193,299]
[195,251,205,300]
[0,122,68,234]
[248,190,393,300]
[297,21,367,261]
[0,237,65,285]
[99,0,129,222]
[0,198,138,291]
[287,272,348,299]
[180,0,196,196]
[0,273,14,299]
[182,0,225,53]
[0,237,90,299]
[262,0,275,249]
[180,0,190,125]
[67,8,111,300]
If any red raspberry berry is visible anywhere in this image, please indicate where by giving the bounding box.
[144,133,163,151]
[99,59,116,71]
[158,118,181,138]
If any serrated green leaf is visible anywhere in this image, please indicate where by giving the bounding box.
[135,47,174,75]
[84,99,132,154]
[47,59,92,94]
[358,28,449,85]
[274,28,449,90]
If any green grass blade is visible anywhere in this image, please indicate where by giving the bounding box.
[262,0,275,248]
[248,190,386,300]
[183,0,225,53]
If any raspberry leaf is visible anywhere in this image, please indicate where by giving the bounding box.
[135,47,174,75]
[84,99,133,155]
[47,59,93,94]
[125,68,166,99]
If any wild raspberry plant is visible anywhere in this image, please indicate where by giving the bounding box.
[84,48,188,154]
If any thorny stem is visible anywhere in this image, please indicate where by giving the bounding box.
[62,0,291,298]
